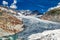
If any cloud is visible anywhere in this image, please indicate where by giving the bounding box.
[10,4,17,9]
[10,0,17,9]
[2,1,8,5]
[13,0,17,4]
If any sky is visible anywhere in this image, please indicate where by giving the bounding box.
[0,0,60,13]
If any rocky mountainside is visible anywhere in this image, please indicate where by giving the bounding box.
[0,6,25,37]
[40,7,60,22]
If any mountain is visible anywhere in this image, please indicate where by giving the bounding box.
[17,10,42,17]
[40,7,60,22]
[0,6,25,37]
[16,7,60,40]
[0,6,42,17]
[0,6,60,40]
[31,10,42,15]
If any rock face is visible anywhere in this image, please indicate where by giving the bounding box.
[0,6,24,37]
[40,7,60,22]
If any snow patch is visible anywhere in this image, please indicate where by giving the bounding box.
[28,29,60,40]
[10,0,17,9]
[48,2,60,11]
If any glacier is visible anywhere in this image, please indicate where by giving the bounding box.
[14,14,60,40]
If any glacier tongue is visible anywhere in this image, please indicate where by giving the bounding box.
[15,15,60,40]
[20,16,60,29]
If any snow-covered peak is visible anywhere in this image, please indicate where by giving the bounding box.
[48,2,60,11]
[19,10,32,15]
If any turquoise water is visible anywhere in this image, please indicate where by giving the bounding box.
[0,34,18,40]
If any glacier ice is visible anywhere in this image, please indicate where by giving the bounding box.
[14,15,60,40]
